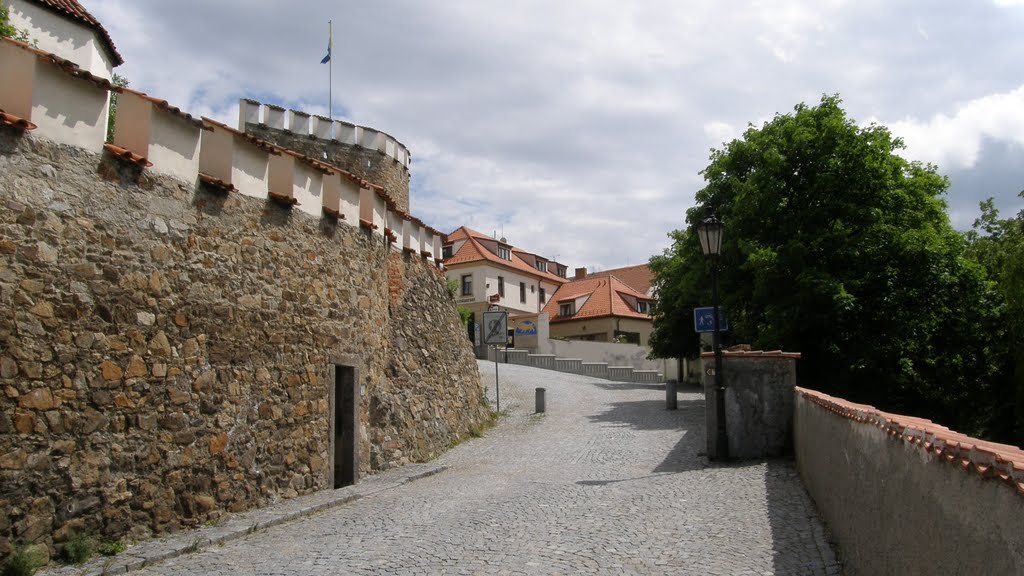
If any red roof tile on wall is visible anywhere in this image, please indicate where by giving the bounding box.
[700,350,802,359]
[797,387,1024,497]
[27,0,124,65]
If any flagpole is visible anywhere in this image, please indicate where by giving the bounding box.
[328,19,333,120]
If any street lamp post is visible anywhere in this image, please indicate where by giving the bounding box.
[697,214,728,460]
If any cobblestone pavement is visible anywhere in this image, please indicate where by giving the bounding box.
[130,361,840,575]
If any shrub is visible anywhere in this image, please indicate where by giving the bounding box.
[97,540,126,557]
[62,531,94,565]
[2,544,45,576]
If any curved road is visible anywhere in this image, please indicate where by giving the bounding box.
[134,361,839,575]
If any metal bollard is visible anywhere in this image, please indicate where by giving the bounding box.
[535,387,546,413]
[666,380,678,410]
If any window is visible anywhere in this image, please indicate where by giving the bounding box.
[461,274,472,296]
[636,300,650,314]
[559,302,575,317]
[535,260,547,272]
[442,245,453,259]
[556,265,567,278]
[498,276,505,297]
[497,246,511,260]
[520,282,526,303]
[539,288,546,303]
[614,331,641,345]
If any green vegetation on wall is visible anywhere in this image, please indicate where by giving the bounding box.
[0,0,30,43]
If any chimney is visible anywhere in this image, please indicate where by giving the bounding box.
[575,267,587,280]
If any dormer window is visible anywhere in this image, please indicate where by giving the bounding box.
[556,265,567,278]
[559,302,575,317]
[535,259,547,272]
[636,300,651,314]
[497,246,511,260]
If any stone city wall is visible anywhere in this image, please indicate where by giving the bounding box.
[0,40,487,560]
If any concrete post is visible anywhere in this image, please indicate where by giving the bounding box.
[666,380,678,410]
[535,387,546,413]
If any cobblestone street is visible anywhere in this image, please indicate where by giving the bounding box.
[132,361,840,575]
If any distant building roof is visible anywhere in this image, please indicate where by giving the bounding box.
[543,275,653,322]
[444,226,569,284]
[27,0,123,65]
[587,263,655,296]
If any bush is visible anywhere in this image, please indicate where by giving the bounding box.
[97,540,126,557]
[62,531,94,565]
[2,544,45,576]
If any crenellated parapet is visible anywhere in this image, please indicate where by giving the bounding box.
[0,36,444,263]
[239,99,412,213]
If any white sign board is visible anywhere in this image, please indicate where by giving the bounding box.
[482,311,508,346]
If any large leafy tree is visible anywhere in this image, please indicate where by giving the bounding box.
[965,195,1024,442]
[651,95,1004,437]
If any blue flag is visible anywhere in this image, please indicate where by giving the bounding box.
[320,41,331,64]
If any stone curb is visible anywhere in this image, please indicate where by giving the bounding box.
[40,464,448,576]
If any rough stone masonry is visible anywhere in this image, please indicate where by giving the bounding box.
[0,127,489,559]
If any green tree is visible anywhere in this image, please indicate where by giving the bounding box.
[0,0,31,42]
[651,95,1004,437]
[106,72,129,142]
[965,195,1024,442]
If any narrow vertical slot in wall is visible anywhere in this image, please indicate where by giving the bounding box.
[332,364,357,488]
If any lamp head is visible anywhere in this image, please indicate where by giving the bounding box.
[696,214,724,257]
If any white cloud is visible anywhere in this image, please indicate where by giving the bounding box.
[884,85,1024,169]
[704,122,739,147]
[82,0,1024,268]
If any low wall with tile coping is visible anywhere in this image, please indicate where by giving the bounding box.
[794,387,1024,576]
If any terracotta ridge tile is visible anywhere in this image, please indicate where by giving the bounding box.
[797,387,1024,497]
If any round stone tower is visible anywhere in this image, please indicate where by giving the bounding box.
[239,99,411,212]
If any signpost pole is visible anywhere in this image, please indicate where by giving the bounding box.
[483,309,507,414]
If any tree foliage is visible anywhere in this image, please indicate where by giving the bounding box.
[106,73,130,142]
[964,195,1024,442]
[650,95,1007,439]
[0,0,31,43]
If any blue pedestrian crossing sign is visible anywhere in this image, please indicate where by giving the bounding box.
[694,307,728,333]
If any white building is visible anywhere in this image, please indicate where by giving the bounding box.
[443,227,570,343]
[7,0,122,79]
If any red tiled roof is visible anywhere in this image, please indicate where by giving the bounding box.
[588,264,655,295]
[542,275,652,322]
[443,227,569,284]
[27,0,124,65]
[797,387,1024,497]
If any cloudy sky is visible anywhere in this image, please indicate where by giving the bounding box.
[88,0,1024,271]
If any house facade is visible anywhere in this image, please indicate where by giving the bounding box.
[442,227,570,345]
[542,266,656,346]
